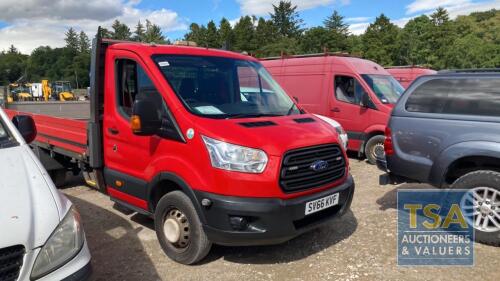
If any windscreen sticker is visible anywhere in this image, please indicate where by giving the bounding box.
[195,106,224,115]
[158,61,170,67]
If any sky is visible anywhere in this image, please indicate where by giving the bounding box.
[0,0,499,54]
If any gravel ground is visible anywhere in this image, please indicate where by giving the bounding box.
[62,158,498,281]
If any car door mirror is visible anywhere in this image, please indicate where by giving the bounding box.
[360,92,370,108]
[12,115,37,143]
[131,98,162,136]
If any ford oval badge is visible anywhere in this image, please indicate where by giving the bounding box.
[310,160,329,172]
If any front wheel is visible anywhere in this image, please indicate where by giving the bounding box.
[452,170,500,246]
[154,191,212,264]
[364,135,385,165]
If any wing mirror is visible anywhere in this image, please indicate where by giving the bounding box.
[130,98,162,136]
[12,115,37,143]
[360,92,370,108]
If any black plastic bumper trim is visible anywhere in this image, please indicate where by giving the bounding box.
[61,261,92,281]
[194,175,355,246]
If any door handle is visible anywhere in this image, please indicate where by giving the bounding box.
[330,107,341,112]
[108,128,119,135]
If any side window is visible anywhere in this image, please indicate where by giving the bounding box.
[334,76,366,105]
[405,78,500,117]
[116,59,165,117]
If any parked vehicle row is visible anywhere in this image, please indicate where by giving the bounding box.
[378,69,500,246]
[2,28,497,278]
[262,54,405,164]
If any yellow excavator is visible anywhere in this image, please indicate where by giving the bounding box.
[8,83,33,101]
[51,81,76,101]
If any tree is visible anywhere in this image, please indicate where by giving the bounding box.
[300,27,335,53]
[270,1,303,38]
[219,18,234,50]
[205,20,220,48]
[64,28,80,52]
[255,17,277,48]
[324,10,349,35]
[112,20,131,40]
[233,16,257,52]
[144,20,166,43]
[362,14,400,66]
[78,31,91,53]
[133,21,146,42]
[429,8,455,68]
[396,15,433,65]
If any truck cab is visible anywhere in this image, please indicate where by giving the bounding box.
[262,54,404,164]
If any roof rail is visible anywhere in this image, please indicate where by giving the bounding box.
[385,65,431,69]
[438,68,500,74]
[260,51,359,60]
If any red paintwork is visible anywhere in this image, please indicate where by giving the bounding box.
[8,43,349,209]
[262,56,394,152]
[107,187,148,209]
[385,67,436,88]
[4,109,87,155]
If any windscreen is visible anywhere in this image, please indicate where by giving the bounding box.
[153,55,300,118]
[362,74,404,104]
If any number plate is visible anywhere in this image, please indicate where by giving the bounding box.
[305,193,339,215]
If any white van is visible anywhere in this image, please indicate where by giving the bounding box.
[0,108,91,280]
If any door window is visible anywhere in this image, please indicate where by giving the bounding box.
[116,59,165,117]
[334,76,366,105]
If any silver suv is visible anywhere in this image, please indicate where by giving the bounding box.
[378,69,500,246]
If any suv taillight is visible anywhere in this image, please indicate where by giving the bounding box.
[384,127,394,156]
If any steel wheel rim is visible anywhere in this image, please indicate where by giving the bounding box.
[372,142,385,160]
[461,187,500,232]
[163,208,190,249]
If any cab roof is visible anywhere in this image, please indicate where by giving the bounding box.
[107,41,258,62]
[261,55,390,75]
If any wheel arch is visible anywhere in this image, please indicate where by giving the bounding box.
[147,172,207,224]
[430,141,500,187]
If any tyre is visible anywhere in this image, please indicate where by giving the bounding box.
[49,169,67,187]
[154,191,212,264]
[364,135,385,165]
[452,170,500,246]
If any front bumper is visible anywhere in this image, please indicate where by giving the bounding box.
[194,174,355,246]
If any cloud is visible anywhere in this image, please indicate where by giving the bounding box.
[0,0,187,54]
[236,0,350,16]
[0,0,124,21]
[345,17,372,23]
[349,0,500,35]
[406,0,500,15]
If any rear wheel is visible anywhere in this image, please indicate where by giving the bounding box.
[452,170,500,246]
[154,191,212,264]
[364,135,385,165]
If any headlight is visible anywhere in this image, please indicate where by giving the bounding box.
[31,206,84,279]
[314,114,348,150]
[202,135,268,173]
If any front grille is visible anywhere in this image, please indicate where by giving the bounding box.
[280,144,345,192]
[0,245,25,281]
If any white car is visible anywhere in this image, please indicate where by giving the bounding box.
[314,114,348,151]
[0,108,91,281]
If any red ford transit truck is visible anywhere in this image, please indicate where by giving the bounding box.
[4,31,355,264]
[261,54,405,164]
